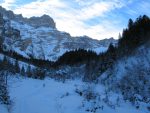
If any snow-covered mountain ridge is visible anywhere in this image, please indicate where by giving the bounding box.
[0,6,116,61]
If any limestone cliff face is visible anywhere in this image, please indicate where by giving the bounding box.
[0,6,56,29]
[24,15,56,28]
[0,6,116,61]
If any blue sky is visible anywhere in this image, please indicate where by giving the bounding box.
[1,0,150,40]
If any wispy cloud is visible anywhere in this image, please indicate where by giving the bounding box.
[76,1,126,20]
[1,0,16,9]
[13,0,66,17]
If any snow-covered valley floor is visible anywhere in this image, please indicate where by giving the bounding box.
[0,76,148,113]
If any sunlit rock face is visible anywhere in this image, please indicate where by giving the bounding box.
[24,14,56,28]
[0,6,56,29]
[0,6,116,61]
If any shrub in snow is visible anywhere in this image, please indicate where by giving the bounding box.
[147,106,150,111]
[114,61,150,108]
[0,72,11,105]
[32,67,45,79]
[75,84,97,101]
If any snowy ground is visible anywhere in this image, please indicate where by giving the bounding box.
[0,76,148,113]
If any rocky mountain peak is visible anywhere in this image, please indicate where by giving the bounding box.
[0,6,15,19]
[0,6,56,29]
[0,6,116,61]
[26,14,56,28]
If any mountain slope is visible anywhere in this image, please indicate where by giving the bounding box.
[99,37,150,112]
[0,6,116,61]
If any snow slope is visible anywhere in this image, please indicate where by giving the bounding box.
[98,45,150,113]
[2,76,146,113]
[0,104,8,113]
[8,20,109,61]
[101,45,150,81]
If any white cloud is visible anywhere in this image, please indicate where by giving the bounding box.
[1,0,16,9]
[1,0,127,40]
[13,0,66,17]
[3,0,15,3]
[76,1,125,20]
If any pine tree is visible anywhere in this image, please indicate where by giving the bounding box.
[0,72,11,105]
[21,66,25,76]
[128,18,133,29]
[15,60,20,73]
[118,33,121,39]
[33,67,45,79]
[26,65,32,77]
[2,56,8,70]
[107,43,116,61]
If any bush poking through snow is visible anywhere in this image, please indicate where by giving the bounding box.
[0,72,11,105]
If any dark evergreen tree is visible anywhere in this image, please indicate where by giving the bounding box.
[0,72,11,105]
[128,18,133,29]
[33,67,45,79]
[84,60,99,81]
[14,60,20,73]
[21,66,25,76]
[107,43,117,64]
[118,15,150,56]
[2,56,9,70]
[26,65,32,77]
[55,49,98,66]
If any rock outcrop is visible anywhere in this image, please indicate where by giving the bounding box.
[25,15,56,28]
[0,6,56,29]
